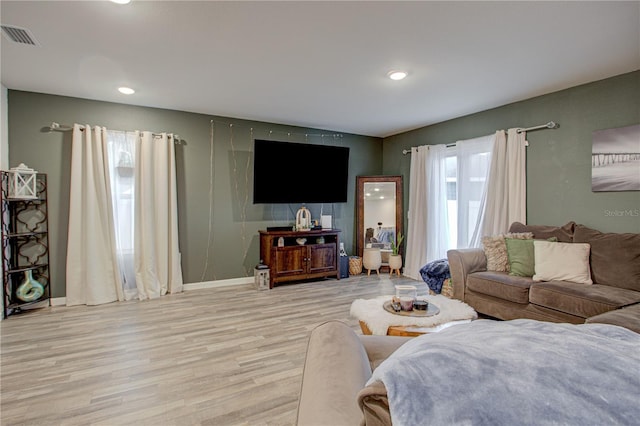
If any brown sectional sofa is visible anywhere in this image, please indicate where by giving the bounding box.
[297,320,410,426]
[296,319,640,425]
[447,222,640,333]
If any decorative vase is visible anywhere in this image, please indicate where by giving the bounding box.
[389,254,403,277]
[16,270,45,302]
[363,248,382,276]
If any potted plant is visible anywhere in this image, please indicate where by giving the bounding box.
[389,232,404,276]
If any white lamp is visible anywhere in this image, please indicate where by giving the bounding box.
[8,163,38,199]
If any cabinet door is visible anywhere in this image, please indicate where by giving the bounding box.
[273,246,307,277]
[308,244,337,274]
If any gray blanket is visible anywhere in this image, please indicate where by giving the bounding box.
[367,319,640,425]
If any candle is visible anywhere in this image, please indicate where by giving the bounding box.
[400,296,414,311]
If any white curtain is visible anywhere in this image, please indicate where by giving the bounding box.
[66,125,123,306]
[66,126,182,306]
[474,129,527,240]
[405,130,527,280]
[405,144,450,280]
[134,132,183,299]
[456,134,495,248]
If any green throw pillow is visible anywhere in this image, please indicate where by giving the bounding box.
[505,237,558,277]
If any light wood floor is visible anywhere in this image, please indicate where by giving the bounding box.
[1,274,420,426]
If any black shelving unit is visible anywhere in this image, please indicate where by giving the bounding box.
[1,172,50,318]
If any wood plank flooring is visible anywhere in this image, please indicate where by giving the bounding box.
[1,274,420,425]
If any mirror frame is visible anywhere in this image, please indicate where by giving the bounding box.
[356,175,404,262]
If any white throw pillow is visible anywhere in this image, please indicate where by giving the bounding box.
[533,241,592,284]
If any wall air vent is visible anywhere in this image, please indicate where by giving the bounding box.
[1,25,40,46]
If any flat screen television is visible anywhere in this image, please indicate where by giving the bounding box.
[253,139,350,204]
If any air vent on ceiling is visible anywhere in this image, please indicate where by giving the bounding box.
[1,25,40,46]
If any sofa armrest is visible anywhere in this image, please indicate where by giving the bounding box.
[297,321,372,426]
[447,248,487,301]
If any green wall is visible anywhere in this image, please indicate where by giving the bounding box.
[8,71,640,298]
[7,91,381,297]
[384,71,640,235]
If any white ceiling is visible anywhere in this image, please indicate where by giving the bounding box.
[1,1,639,138]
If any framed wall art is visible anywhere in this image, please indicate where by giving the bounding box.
[591,124,640,192]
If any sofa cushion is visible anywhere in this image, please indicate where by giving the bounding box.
[467,271,533,304]
[505,238,536,277]
[509,221,575,242]
[533,241,592,284]
[505,237,558,277]
[529,282,640,319]
[482,232,533,272]
[573,225,640,291]
[586,303,640,334]
[360,335,413,371]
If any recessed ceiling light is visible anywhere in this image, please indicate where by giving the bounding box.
[387,70,408,81]
[118,87,135,95]
[111,0,131,4]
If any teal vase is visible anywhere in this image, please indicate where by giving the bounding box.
[16,270,44,302]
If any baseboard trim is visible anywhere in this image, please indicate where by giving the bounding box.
[183,276,253,291]
[45,277,252,308]
[51,297,66,306]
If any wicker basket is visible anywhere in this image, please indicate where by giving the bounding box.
[348,256,363,275]
[428,278,454,298]
[441,278,453,298]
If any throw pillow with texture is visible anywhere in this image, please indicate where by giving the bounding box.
[506,237,558,277]
[482,232,533,272]
[533,241,593,284]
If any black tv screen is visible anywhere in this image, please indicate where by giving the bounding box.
[253,139,350,204]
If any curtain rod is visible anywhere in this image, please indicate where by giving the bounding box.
[401,142,455,155]
[515,121,559,134]
[47,122,182,142]
[402,121,559,154]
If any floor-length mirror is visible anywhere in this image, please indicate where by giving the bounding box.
[356,176,403,270]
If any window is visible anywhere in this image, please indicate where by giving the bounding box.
[445,149,457,249]
[445,138,492,250]
[106,130,138,299]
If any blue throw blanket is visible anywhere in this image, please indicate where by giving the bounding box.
[367,319,640,426]
[419,258,450,293]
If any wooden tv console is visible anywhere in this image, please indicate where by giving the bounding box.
[259,229,341,288]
